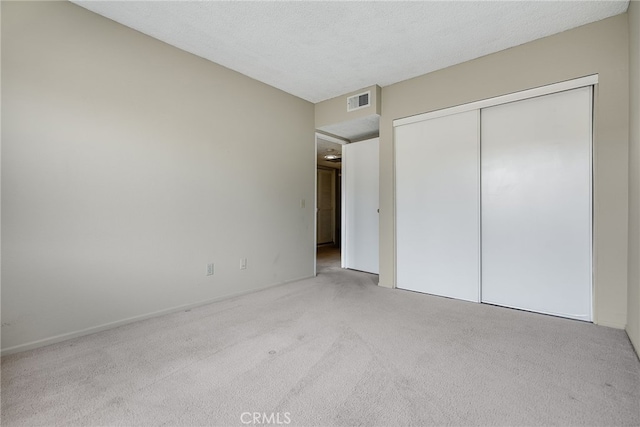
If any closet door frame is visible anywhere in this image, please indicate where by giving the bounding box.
[393,75,597,317]
[394,75,598,128]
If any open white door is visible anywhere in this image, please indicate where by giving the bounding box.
[342,138,379,274]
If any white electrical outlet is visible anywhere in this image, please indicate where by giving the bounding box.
[300,199,306,208]
[240,258,247,270]
[206,263,214,276]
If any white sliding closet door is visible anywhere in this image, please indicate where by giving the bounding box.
[343,137,379,274]
[481,87,592,321]
[396,110,480,302]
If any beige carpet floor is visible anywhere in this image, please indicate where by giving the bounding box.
[2,247,639,426]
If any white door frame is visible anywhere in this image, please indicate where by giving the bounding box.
[393,75,598,127]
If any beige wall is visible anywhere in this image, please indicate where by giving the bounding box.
[628,1,640,352]
[1,2,315,353]
[315,85,381,129]
[380,14,630,328]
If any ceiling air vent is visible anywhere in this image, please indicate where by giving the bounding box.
[347,91,371,112]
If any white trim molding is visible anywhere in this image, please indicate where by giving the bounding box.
[393,75,599,128]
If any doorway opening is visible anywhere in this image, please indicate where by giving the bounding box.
[316,134,344,273]
[314,132,380,276]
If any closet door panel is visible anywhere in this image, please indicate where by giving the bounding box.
[481,87,592,320]
[396,110,480,302]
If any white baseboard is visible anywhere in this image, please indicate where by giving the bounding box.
[1,275,314,357]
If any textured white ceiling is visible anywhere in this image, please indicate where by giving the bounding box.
[73,1,628,103]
